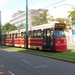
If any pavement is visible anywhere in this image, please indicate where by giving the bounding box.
[67,44,75,50]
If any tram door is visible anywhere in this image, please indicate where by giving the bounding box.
[43,29,54,50]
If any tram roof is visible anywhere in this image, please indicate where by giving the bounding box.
[31,22,59,30]
[4,22,65,34]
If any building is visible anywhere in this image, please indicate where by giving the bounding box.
[48,2,75,44]
[47,0,75,18]
[10,9,48,28]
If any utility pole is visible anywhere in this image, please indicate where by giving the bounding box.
[26,0,28,49]
[0,11,1,45]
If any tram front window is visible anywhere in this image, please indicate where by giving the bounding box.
[54,30,66,38]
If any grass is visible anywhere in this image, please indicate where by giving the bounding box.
[0,45,25,51]
[21,49,75,62]
[0,45,75,62]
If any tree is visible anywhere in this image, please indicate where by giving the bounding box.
[55,17,71,25]
[17,23,25,29]
[55,17,65,22]
[32,11,49,26]
[1,23,17,33]
[55,17,71,30]
[48,15,55,22]
[68,10,75,24]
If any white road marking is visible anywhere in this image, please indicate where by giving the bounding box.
[34,65,49,68]
[22,59,49,68]
[1,65,4,68]
[22,59,35,68]
[8,71,15,75]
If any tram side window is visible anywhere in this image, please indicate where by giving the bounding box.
[46,29,53,39]
[47,29,50,37]
[10,34,11,39]
[31,31,33,38]
[33,30,36,38]
[46,29,51,41]
[43,29,46,37]
[12,33,14,38]
[15,33,17,38]
[13,33,16,38]
[50,29,53,39]
[28,31,32,38]
[37,30,42,38]
[21,32,24,36]
[24,32,26,38]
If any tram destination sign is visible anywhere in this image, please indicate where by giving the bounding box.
[55,23,66,29]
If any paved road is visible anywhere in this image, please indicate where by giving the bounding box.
[0,48,75,75]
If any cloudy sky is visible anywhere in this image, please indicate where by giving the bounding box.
[0,0,75,25]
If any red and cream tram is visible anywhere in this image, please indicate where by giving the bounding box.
[1,22,67,51]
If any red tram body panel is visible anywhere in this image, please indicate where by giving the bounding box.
[54,38,67,51]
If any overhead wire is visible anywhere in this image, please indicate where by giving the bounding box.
[48,4,65,11]
[29,0,36,7]
[48,4,75,12]
[43,0,65,9]
[29,0,65,10]
[28,0,75,17]
[28,0,75,10]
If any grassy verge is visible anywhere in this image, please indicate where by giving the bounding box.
[0,45,75,62]
[0,45,25,51]
[20,49,75,62]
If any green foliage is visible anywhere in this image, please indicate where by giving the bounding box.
[56,17,70,24]
[48,15,55,22]
[17,23,25,29]
[68,10,75,19]
[32,11,48,26]
[1,23,17,33]
[68,10,75,24]
[55,17,72,30]
[55,17,65,22]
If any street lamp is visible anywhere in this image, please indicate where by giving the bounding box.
[0,11,1,45]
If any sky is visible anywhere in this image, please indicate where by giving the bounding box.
[0,0,75,25]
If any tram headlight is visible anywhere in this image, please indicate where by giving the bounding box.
[57,41,61,43]
[64,40,66,43]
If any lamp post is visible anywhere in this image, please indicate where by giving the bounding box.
[0,11,1,45]
[26,0,28,49]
